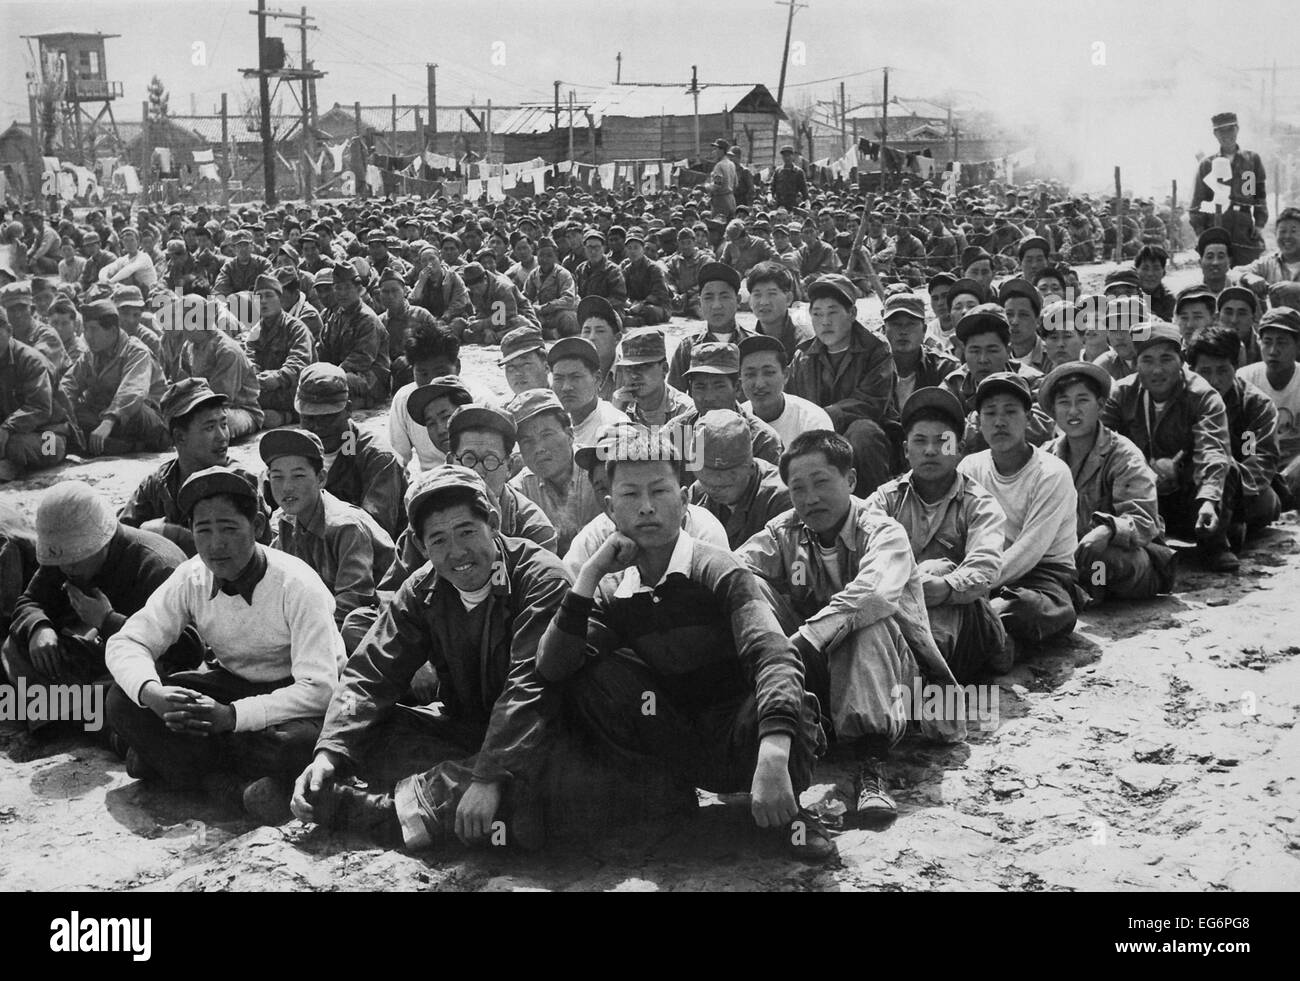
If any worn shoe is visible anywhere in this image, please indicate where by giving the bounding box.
[124,747,161,782]
[200,770,249,812]
[242,776,294,826]
[309,783,404,848]
[1203,549,1240,573]
[786,808,837,863]
[853,759,898,829]
[986,634,1017,675]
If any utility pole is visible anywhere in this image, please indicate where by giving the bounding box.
[297,6,313,201]
[616,52,622,84]
[256,0,274,202]
[691,65,700,161]
[243,2,323,204]
[880,68,889,192]
[568,90,575,163]
[839,81,847,153]
[220,92,229,205]
[772,0,807,167]
[427,63,438,147]
[553,80,561,159]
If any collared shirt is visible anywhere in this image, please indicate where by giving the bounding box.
[570,398,629,448]
[1046,424,1165,547]
[737,496,965,743]
[208,544,269,604]
[246,310,314,394]
[787,320,898,431]
[0,337,62,434]
[59,330,166,423]
[613,531,694,597]
[120,456,266,538]
[271,490,396,624]
[864,470,1005,598]
[380,301,437,362]
[510,461,602,555]
[319,300,389,397]
[689,458,792,549]
[316,534,571,783]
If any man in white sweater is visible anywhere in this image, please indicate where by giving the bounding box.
[958,372,1080,665]
[105,466,344,825]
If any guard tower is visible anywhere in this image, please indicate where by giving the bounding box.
[22,31,123,164]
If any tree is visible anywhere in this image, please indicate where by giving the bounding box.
[147,76,169,122]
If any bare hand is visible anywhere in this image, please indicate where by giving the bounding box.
[89,420,114,455]
[1150,451,1185,494]
[920,574,952,606]
[750,736,797,829]
[66,584,113,631]
[180,695,237,735]
[586,531,641,580]
[28,626,67,681]
[454,780,503,845]
[1195,499,1220,534]
[291,750,341,823]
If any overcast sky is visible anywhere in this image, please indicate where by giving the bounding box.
[3,0,1295,191]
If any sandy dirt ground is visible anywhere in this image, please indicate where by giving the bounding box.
[1,256,1297,891]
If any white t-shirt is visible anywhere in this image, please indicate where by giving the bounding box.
[743,394,834,449]
[1239,362,1300,462]
[570,399,629,448]
[389,379,499,472]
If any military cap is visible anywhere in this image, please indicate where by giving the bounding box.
[780,144,796,155]
[1174,283,1217,312]
[625,228,646,245]
[295,363,351,416]
[1017,235,1050,260]
[614,328,667,366]
[254,273,283,295]
[1211,112,1238,129]
[806,273,857,311]
[408,376,473,424]
[974,370,1033,410]
[111,285,146,309]
[78,299,118,326]
[900,386,966,433]
[997,278,1043,316]
[1103,267,1142,291]
[576,294,622,332]
[948,277,990,304]
[583,229,606,245]
[927,272,958,291]
[955,303,1012,343]
[1104,295,1151,332]
[697,261,741,294]
[331,261,363,286]
[685,341,741,376]
[259,428,326,466]
[270,267,299,291]
[366,229,389,244]
[230,229,252,244]
[377,268,406,288]
[460,261,487,285]
[166,238,187,254]
[0,282,33,307]
[1258,306,1300,338]
[498,325,547,365]
[676,225,697,239]
[882,292,927,322]
[505,387,570,428]
[313,267,334,287]
[297,231,319,245]
[960,246,993,270]
[547,335,601,371]
[1038,361,1112,412]
[448,404,518,455]
[82,230,102,244]
[404,465,495,529]
[575,422,632,472]
[160,378,229,428]
[694,409,753,470]
[1217,285,1258,313]
[1277,207,1300,227]
[1268,282,1300,310]
[1131,321,1183,354]
[177,466,258,520]
[1037,299,1079,338]
[1195,227,1233,255]
[712,138,730,150]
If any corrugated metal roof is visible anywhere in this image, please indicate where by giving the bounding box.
[316,104,520,138]
[495,83,780,133]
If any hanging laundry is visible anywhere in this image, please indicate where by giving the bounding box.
[327,142,348,172]
[365,164,383,195]
[116,164,142,194]
[97,156,118,182]
[192,148,215,165]
[917,155,935,178]
[598,162,616,188]
[531,169,546,194]
[341,172,356,195]
[153,147,172,173]
[198,163,220,181]
[70,166,98,197]
[486,177,505,201]
[443,180,464,197]
[467,178,484,199]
